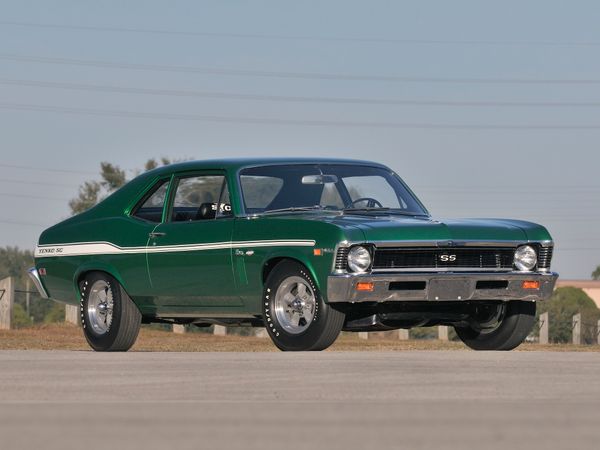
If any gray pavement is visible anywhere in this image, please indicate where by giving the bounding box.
[0,350,599,450]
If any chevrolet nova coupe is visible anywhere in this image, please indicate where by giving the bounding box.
[29,158,558,351]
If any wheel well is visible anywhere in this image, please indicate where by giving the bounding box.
[262,257,308,284]
[76,271,91,291]
[76,269,142,312]
[76,270,117,294]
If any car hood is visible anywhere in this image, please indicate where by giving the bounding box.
[311,213,552,243]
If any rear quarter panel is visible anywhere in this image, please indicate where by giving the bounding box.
[35,215,154,306]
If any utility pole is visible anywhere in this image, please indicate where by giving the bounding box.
[25,278,31,316]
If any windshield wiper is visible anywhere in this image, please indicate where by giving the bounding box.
[260,205,326,215]
[343,207,390,212]
[343,207,427,217]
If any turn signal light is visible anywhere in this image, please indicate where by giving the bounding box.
[356,282,375,292]
[522,281,540,290]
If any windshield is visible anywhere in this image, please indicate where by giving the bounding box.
[239,164,427,215]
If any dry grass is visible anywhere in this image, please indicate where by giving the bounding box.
[0,324,598,352]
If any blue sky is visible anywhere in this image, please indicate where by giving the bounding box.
[1,1,600,278]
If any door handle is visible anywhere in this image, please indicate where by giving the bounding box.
[149,232,166,238]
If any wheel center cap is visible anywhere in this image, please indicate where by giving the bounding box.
[291,298,304,312]
[98,302,108,314]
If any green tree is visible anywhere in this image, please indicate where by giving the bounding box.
[0,246,57,323]
[536,287,600,344]
[69,158,173,215]
[593,265,600,280]
[44,303,66,324]
[12,304,32,328]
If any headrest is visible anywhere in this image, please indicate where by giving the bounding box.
[196,203,217,220]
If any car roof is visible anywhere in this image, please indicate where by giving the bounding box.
[73,157,391,219]
[146,157,389,177]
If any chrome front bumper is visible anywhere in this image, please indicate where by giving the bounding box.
[327,271,558,303]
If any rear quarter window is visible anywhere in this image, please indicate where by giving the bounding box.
[131,180,169,222]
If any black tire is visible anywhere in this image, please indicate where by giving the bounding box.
[80,271,141,352]
[454,301,536,351]
[263,260,345,351]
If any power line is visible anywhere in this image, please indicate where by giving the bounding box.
[0,219,46,227]
[0,177,79,188]
[2,53,600,85]
[3,78,600,108]
[3,102,600,130]
[413,184,600,189]
[2,20,600,47]
[0,163,96,176]
[0,192,69,201]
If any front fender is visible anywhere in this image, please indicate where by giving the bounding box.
[260,248,324,291]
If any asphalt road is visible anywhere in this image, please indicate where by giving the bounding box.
[0,351,599,450]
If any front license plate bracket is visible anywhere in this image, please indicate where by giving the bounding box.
[427,278,474,301]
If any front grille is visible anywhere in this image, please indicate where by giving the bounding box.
[334,247,349,270]
[372,247,515,271]
[537,246,554,270]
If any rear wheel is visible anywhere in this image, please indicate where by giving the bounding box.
[80,272,141,352]
[263,261,345,351]
[454,300,536,351]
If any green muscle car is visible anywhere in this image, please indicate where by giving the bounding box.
[29,158,558,352]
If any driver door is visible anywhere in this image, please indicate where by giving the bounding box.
[146,172,240,310]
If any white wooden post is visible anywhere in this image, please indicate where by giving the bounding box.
[438,326,449,341]
[65,304,80,325]
[0,277,14,330]
[173,324,186,334]
[213,325,227,336]
[572,313,581,345]
[539,312,549,345]
[255,328,268,338]
[398,329,409,340]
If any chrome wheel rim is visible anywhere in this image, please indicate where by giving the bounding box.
[274,276,316,335]
[87,280,114,335]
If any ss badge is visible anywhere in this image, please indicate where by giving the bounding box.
[439,254,457,262]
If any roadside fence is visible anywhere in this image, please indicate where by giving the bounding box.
[2,276,599,344]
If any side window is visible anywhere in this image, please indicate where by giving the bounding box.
[171,175,228,222]
[217,182,233,218]
[132,180,169,223]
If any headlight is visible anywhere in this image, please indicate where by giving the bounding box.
[347,246,372,273]
[514,245,537,271]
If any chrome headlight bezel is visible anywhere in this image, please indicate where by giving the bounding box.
[514,245,538,272]
[347,245,373,273]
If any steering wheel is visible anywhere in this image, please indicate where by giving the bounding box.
[346,197,383,208]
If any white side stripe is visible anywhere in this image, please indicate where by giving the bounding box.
[34,240,316,258]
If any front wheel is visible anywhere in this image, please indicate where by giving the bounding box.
[80,272,142,352]
[454,300,536,351]
[263,261,345,351]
